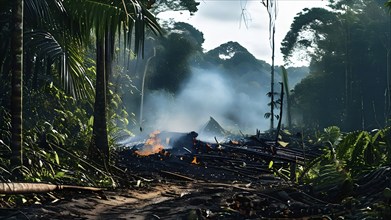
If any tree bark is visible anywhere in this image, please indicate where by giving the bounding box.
[10,0,24,175]
[90,33,109,162]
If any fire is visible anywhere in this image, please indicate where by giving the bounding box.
[135,130,165,156]
[191,156,199,164]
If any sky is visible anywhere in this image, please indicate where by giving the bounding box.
[157,0,328,66]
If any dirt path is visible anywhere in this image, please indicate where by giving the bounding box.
[2,179,349,220]
[18,183,200,219]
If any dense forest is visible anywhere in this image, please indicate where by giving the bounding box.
[283,0,391,131]
[0,0,391,218]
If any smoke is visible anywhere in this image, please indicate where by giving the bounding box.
[140,67,270,135]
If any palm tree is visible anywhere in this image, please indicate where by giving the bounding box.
[63,0,161,163]
[2,0,160,166]
[91,29,109,160]
[23,0,94,98]
[10,0,24,175]
[1,0,94,98]
[1,0,96,176]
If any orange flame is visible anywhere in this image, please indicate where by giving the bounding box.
[135,130,165,156]
[191,156,199,164]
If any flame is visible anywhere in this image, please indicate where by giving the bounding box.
[191,156,199,164]
[231,140,239,145]
[135,130,165,156]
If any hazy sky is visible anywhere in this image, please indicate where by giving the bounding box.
[158,0,328,66]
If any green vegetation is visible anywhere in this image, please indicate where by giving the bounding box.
[282,0,391,130]
[298,126,391,218]
[0,1,391,217]
[299,126,391,186]
[0,0,163,184]
[0,0,206,188]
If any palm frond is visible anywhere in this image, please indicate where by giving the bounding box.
[24,0,67,28]
[24,30,94,99]
[67,43,95,99]
[63,0,161,56]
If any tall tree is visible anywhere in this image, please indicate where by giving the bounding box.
[385,0,391,124]
[10,0,23,174]
[283,0,391,130]
[63,0,161,163]
[263,0,278,130]
[1,0,97,177]
[92,31,109,159]
[147,22,204,93]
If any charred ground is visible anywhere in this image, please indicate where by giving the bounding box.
[2,128,390,219]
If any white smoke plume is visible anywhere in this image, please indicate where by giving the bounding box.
[139,67,270,136]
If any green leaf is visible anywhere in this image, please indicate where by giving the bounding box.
[282,130,291,135]
[268,160,274,169]
[54,151,60,165]
[88,116,94,127]
[54,171,65,179]
[278,141,289,147]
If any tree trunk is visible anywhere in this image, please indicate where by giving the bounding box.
[90,33,109,163]
[386,14,391,126]
[10,0,24,176]
[270,25,275,130]
[105,30,113,107]
[281,66,291,128]
[265,0,277,130]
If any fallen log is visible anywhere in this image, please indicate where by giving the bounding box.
[0,182,104,194]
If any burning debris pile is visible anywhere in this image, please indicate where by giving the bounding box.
[115,125,344,218]
[118,128,320,182]
[114,119,391,219]
[134,130,167,156]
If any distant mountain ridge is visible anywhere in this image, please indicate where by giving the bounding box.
[204,41,309,89]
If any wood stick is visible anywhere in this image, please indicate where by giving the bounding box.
[0,182,104,194]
